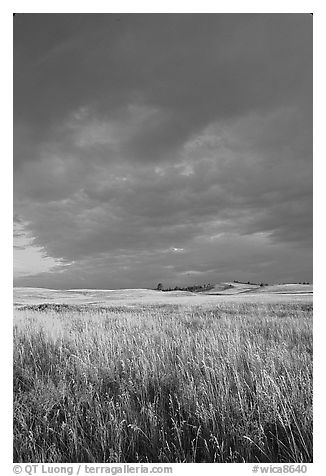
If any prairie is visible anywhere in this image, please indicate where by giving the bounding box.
[13,287,313,463]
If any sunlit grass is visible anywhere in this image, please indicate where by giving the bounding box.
[13,302,312,463]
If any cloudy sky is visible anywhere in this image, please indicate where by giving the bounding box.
[14,13,312,289]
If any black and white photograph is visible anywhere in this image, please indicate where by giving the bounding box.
[13,12,313,466]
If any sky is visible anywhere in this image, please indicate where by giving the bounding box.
[13,13,312,289]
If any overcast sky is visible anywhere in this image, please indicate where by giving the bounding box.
[14,13,312,289]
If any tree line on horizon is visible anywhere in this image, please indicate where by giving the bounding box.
[156,283,214,293]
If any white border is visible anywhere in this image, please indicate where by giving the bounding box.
[3,3,323,474]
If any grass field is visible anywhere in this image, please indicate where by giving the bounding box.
[13,289,313,463]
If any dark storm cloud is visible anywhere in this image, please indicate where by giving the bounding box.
[14,14,311,164]
[13,14,312,287]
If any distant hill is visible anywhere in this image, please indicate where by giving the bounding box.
[201,282,313,296]
[254,283,313,295]
[13,282,313,309]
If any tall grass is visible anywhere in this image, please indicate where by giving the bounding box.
[13,302,312,463]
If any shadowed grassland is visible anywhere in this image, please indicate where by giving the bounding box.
[13,301,312,463]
